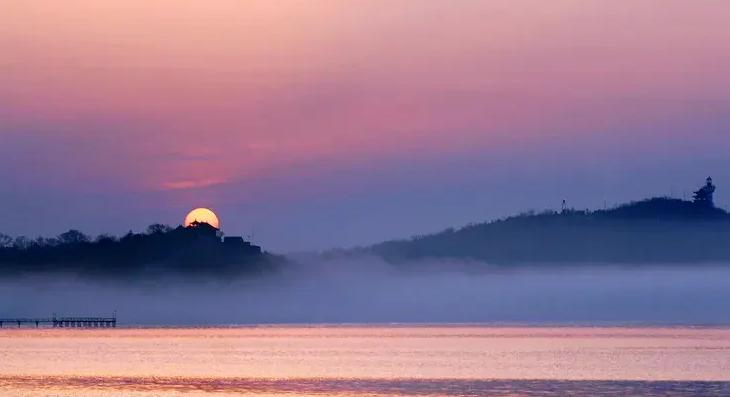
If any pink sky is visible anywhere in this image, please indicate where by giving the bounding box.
[2,1,730,250]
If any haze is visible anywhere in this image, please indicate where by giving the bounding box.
[3,258,730,325]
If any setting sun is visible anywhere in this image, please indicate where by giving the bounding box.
[184,208,220,229]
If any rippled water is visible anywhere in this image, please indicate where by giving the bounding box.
[1,326,729,396]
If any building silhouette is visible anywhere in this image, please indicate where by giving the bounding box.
[693,176,716,207]
[185,220,261,255]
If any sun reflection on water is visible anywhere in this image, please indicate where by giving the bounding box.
[1,326,730,396]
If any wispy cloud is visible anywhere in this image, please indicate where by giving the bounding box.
[161,178,227,191]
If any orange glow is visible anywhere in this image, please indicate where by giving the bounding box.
[183,208,220,229]
[4,0,730,197]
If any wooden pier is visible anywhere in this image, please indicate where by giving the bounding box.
[0,313,116,328]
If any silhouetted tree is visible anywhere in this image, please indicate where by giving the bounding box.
[13,236,30,249]
[146,224,173,235]
[34,237,59,247]
[0,233,12,248]
[95,234,117,243]
[57,230,89,245]
[0,223,273,279]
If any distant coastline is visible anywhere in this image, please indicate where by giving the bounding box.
[366,178,730,265]
[3,178,730,275]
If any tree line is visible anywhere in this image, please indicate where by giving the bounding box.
[0,224,278,278]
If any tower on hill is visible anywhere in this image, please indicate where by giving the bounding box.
[693,177,716,207]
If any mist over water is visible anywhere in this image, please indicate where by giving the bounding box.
[2,257,729,325]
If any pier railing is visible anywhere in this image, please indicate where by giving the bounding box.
[0,314,117,328]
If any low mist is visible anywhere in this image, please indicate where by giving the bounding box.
[2,256,730,326]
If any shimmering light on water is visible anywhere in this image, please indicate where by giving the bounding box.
[1,326,729,396]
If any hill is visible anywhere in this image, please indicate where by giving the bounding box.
[368,196,730,265]
[0,223,281,278]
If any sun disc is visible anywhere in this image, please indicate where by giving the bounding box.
[184,208,220,229]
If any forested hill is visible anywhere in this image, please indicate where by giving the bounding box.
[368,197,730,264]
[0,224,281,278]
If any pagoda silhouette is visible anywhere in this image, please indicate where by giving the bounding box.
[693,177,716,207]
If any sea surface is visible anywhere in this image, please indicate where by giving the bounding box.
[1,326,730,396]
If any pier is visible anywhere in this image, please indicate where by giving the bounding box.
[0,313,116,328]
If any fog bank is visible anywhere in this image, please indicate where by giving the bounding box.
[2,256,729,325]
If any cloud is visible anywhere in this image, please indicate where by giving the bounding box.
[161,178,228,191]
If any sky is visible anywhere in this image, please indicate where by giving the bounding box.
[2,0,730,252]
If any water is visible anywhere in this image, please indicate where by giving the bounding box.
[1,326,730,396]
